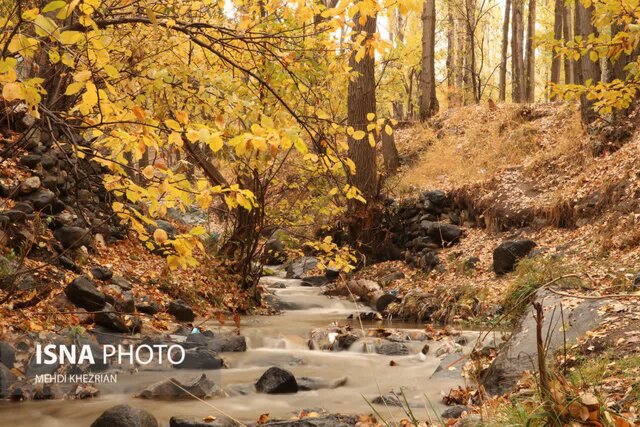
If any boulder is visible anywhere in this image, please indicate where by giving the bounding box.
[426,223,461,244]
[54,226,92,249]
[19,154,41,168]
[111,275,133,290]
[168,299,195,322]
[376,341,410,356]
[286,257,319,279]
[91,266,113,281]
[20,188,58,212]
[324,268,340,281]
[3,209,26,223]
[0,362,15,398]
[26,356,59,377]
[255,367,298,394]
[301,276,329,287]
[170,416,237,427]
[492,240,537,275]
[90,404,158,427]
[138,373,220,399]
[259,415,359,427]
[64,276,106,311]
[173,349,223,370]
[19,176,41,194]
[40,153,58,170]
[0,341,16,368]
[441,405,471,419]
[95,304,142,333]
[480,290,603,395]
[297,376,347,391]
[136,297,161,315]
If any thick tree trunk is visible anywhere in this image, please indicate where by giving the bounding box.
[419,0,439,121]
[562,4,574,84]
[463,0,477,104]
[574,0,600,123]
[347,12,378,202]
[550,0,563,96]
[511,0,526,102]
[498,0,511,102]
[381,121,400,173]
[525,0,536,102]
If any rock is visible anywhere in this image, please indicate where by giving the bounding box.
[91,266,113,281]
[372,393,403,406]
[12,202,34,214]
[286,257,319,279]
[26,356,59,377]
[431,353,466,380]
[325,267,340,281]
[379,270,405,285]
[19,176,41,194]
[114,290,135,313]
[19,154,41,168]
[64,276,106,311]
[59,255,82,273]
[90,404,158,427]
[20,188,58,212]
[255,366,298,394]
[441,405,471,419]
[173,349,223,369]
[0,341,16,368]
[95,304,142,333]
[463,257,480,270]
[3,209,26,223]
[421,189,448,212]
[268,281,286,289]
[456,414,482,427]
[426,223,461,244]
[136,297,161,315]
[111,275,132,290]
[40,153,58,170]
[54,226,92,249]
[297,376,347,391]
[170,416,236,427]
[633,272,640,288]
[301,276,329,287]
[259,415,359,427]
[335,333,360,350]
[376,341,410,356]
[0,362,15,398]
[480,289,603,395]
[168,299,195,322]
[492,239,537,275]
[138,373,220,399]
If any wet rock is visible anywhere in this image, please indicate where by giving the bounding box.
[0,342,16,368]
[0,362,15,398]
[260,415,359,427]
[379,270,405,285]
[138,373,220,399]
[431,353,466,380]
[286,257,319,279]
[19,154,41,168]
[335,333,360,350]
[90,404,158,427]
[64,276,106,311]
[441,405,471,419]
[481,289,603,395]
[168,299,195,322]
[376,341,410,356]
[492,239,537,275]
[301,276,329,287]
[33,383,63,400]
[95,304,142,333]
[170,415,237,427]
[372,393,403,406]
[54,226,91,249]
[255,366,298,394]
[69,384,100,399]
[91,266,113,281]
[297,376,347,391]
[173,349,223,369]
[19,176,41,194]
[194,334,246,353]
[111,275,132,290]
[268,281,286,289]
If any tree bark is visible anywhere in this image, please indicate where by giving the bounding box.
[381,121,400,173]
[562,4,574,84]
[419,0,439,121]
[550,0,563,96]
[511,0,526,102]
[574,0,600,123]
[498,0,511,102]
[525,0,536,102]
[446,8,455,106]
[347,12,378,201]
[463,0,477,104]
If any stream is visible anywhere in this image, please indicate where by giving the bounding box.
[0,274,488,426]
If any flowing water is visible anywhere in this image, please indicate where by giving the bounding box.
[0,276,486,426]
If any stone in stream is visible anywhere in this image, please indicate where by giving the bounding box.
[170,415,237,427]
[90,404,158,427]
[375,341,410,356]
[173,348,223,369]
[371,393,403,407]
[64,276,106,312]
[286,256,319,279]
[168,299,195,322]
[138,373,220,399]
[259,415,359,427]
[296,376,348,391]
[184,333,247,352]
[0,341,16,368]
[300,276,329,287]
[255,366,298,394]
[492,239,537,275]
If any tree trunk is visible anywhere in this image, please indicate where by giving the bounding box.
[562,4,574,84]
[550,0,563,97]
[574,0,600,123]
[347,11,378,201]
[446,8,455,106]
[498,0,512,102]
[419,0,439,121]
[455,17,465,106]
[511,0,526,102]
[525,0,537,102]
[463,0,477,104]
[381,121,400,173]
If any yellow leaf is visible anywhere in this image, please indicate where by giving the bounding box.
[190,226,206,236]
[132,105,145,120]
[208,134,223,152]
[385,124,393,135]
[368,132,375,147]
[59,31,83,45]
[34,15,58,37]
[2,82,23,101]
[42,1,66,13]
[73,70,92,82]
[164,119,181,131]
[142,165,154,179]
[366,112,375,121]
[153,228,168,244]
[167,255,181,270]
[352,130,366,140]
[65,81,84,95]
[112,201,124,212]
